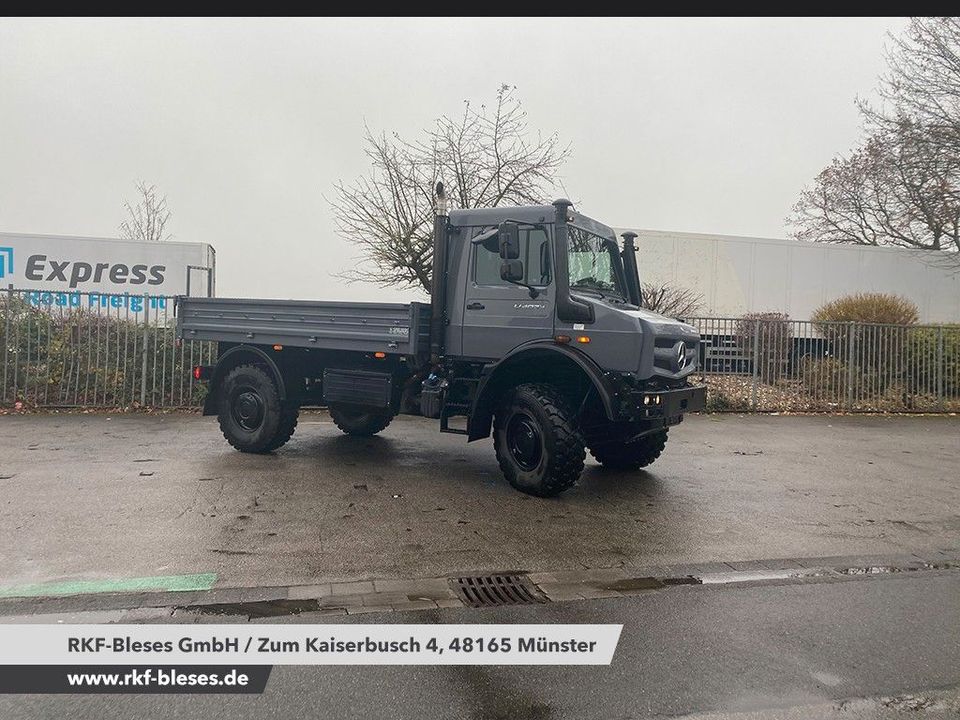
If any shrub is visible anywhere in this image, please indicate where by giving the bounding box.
[812,293,919,325]
[0,293,212,408]
[800,356,847,400]
[735,312,793,383]
[813,294,919,390]
[904,325,960,399]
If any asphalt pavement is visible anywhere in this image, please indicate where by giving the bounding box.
[2,567,959,719]
[0,411,958,718]
[0,412,957,592]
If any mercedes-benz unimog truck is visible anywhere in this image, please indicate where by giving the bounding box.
[177,190,706,497]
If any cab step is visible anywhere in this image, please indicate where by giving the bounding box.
[440,415,468,435]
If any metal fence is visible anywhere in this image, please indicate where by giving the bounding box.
[1,288,215,409]
[688,316,960,412]
[2,288,958,412]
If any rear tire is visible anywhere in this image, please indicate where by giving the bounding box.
[218,364,298,453]
[493,383,585,497]
[264,403,299,452]
[329,403,394,436]
[589,429,668,470]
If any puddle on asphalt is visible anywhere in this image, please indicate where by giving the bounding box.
[180,599,323,618]
[660,576,702,586]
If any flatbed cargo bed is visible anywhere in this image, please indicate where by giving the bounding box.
[176,297,431,356]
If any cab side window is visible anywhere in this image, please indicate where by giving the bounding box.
[473,228,551,287]
[524,228,551,286]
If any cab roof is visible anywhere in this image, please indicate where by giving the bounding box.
[448,205,554,227]
[448,204,616,239]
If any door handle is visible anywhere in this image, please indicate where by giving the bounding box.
[466,302,485,310]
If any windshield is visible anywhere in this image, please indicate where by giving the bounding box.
[567,225,627,299]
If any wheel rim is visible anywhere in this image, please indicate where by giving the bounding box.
[231,387,264,431]
[506,412,543,471]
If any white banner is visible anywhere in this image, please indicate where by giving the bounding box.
[0,232,215,297]
[0,624,622,666]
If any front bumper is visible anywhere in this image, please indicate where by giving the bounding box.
[618,384,707,422]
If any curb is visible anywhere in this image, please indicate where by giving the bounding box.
[0,550,956,624]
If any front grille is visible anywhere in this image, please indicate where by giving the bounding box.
[451,574,549,608]
[653,339,698,373]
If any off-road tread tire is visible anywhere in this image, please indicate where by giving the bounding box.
[218,364,297,454]
[264,402,299,452]
[493,383,585,498]
[328,403,394,437]
[589,429,669,470]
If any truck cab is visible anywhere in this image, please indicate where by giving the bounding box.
[180,196,705,498]
[444,202,699,380]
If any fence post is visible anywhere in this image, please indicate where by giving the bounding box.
[751,318,760,409]
[140,294,149,407]
[845,322,856,410]
[936,326,944,411]
[2,285,11,404]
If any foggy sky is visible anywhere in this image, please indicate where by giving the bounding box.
[0,17,904,302]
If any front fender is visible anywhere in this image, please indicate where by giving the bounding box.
[466,341,618,441]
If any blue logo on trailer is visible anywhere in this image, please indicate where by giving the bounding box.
[0,247,11,279]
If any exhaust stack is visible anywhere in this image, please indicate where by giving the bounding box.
[620,231,642,307]
[429,182,449,361]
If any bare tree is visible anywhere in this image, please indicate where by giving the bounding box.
[865,17,960,155]
[790,124,960,253]
[639,282,703,318]
[789,18,960,259]
[120,181,171,242]
[332,85,570,293]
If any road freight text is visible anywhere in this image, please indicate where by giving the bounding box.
[26,291,168,312]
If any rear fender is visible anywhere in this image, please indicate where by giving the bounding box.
[203,345,286,415]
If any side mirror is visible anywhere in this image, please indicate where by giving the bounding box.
[500,259,524,282]
[498,221,520,259]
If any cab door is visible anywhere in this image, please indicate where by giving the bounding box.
[460,226,554,360]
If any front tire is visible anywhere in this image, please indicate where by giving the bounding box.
[493,383,585,497]
[218,364,298,453]
[590,429,668,470]
[329,403,394,436]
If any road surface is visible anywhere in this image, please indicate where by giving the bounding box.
[2,566,959,719]
[0,413,957,590]
[0,411,958,718]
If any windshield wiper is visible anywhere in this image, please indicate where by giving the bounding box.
[570,284,606,298]
[571,284,628,304]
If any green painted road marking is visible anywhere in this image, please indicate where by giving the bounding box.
[0,573,217,598]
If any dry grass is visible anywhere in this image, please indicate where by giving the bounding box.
[700,374,960,413]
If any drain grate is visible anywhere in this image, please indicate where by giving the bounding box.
[451,574,549,608]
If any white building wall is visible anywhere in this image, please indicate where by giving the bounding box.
[616,228,960,322]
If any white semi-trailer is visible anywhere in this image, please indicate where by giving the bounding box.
[618,228,960,322]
